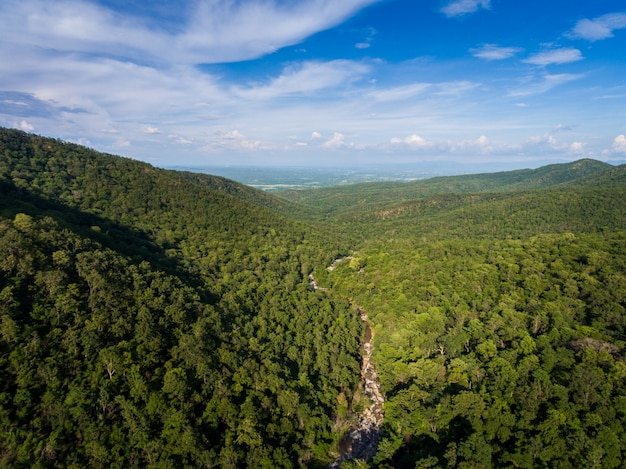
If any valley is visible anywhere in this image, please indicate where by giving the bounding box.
[1,127,626,468]
[311,263,384,465]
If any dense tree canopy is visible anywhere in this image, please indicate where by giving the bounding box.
[0,128,361,467]
[323,233,626,467]
[1,127,625,467]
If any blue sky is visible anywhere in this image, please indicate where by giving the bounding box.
[1,0,625,168]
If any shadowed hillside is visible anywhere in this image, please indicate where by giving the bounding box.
[0,128,361,467]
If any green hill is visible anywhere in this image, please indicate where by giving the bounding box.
[342,167,626,240]
[1,127,626,468]
[0,128,360,467]
[302,162,626,467]
[277,158,613,218]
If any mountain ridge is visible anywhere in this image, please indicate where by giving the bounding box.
[276,158,614,217]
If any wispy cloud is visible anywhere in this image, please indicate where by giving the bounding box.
[523,48,583,66]
[231,60,369,100]
[384,134,558,160]
[509,73,584,97]
[525,133,568,153]
[1,0,382,65]
[441,0,491,18]
[569,13,626,41]
[552,124,573,133]
[367,83,431,102]
[433,81,480,96]
[355,27,377,49]
[182,0,382,63]
[471,44,523,60]
[2,1,169,64]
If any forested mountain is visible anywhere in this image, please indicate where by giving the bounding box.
[0,128,361,467]
[1,127,625,468]
[277,158,613,219]
[303,162,626,466]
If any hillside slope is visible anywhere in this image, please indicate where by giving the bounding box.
[0,128,361,467]
[302,162,626,467]
[345,165,626,240]
[277,158,613,217]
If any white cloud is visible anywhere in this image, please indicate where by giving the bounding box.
[441,0,491,18]
[391,134,430,148]
[222,130,246,141]
[240,140,261,150]
[70,137,92,147]
[323,132,347,149]
[570,13,626,41]
[612,134,626,154]
[452,135,493,153]
[528,134,551,145]
[18,120,34,131]
[523,48,583,66]
[405,134,428,147]
[523,130,579,154]
[470,44,523,61]
[0,0,618,166]
[569,141,585,154]
[0,0,381,65]
[4,99,28,107]
[181,0,382,63]
[431,81,480,97]
[2,1,169,63]
[205,129,262,150]
[354,26,376,49]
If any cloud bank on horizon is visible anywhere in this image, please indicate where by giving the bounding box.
[0,0,625,167]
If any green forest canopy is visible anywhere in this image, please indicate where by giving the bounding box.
[1,127,625,468]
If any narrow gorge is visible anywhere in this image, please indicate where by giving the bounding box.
[310,264,384,465]
[333,308,384,464]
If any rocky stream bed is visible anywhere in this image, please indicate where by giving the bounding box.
[331,308,384,465]
[309,264,384,466]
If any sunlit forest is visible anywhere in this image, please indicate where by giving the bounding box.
[1,127,626,468]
